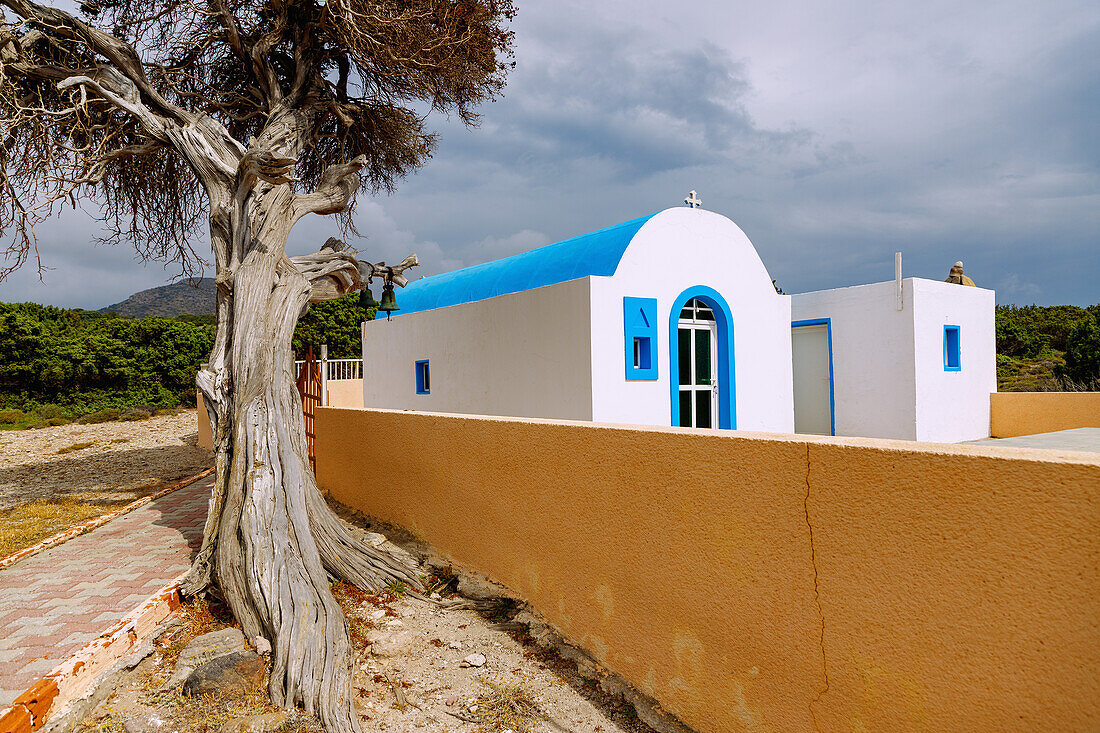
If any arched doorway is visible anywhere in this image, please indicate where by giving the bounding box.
[669,286,736,429]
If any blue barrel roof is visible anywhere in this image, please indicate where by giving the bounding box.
[380,212,659,318]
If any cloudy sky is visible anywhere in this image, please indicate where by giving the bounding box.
[1,0,1097,308]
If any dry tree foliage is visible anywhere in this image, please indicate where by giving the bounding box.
[0,0,515,278]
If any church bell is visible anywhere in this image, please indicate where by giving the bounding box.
[377,280,400,319]
[359,286,379,310]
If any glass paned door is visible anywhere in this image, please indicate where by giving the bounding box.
[677,299,719,428]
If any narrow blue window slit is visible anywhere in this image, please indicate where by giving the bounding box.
[633,337,652,370]
[943,326,961,371]
[415,359,430,394]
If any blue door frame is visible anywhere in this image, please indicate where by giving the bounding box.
[791,318,836,436]
[669,286,736,429]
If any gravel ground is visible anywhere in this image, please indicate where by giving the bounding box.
[90,588,640,733]
[345,591,633,732]
[0,409,212,511]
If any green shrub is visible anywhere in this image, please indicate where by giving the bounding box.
[0,302,214,412]
[46,417,71,426]
[0,409,24,424]
[119,407,153,421]
[33,404,68,420]
[293,291,372,358]
[1058,312,1100,387]
[78,408,122,424]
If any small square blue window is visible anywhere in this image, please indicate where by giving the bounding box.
[943,326,961,371]
[624,297,658,380]
[415,359,430,394]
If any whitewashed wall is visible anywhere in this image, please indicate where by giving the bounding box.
[911,279,996,442]
[361,278,594,421]
[591,208,794,433]
[792,280,918,439]
[791,278,995,442]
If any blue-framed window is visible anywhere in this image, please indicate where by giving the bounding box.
[415,359,430,394]
[943,326,961,371]
[623,297,658,380]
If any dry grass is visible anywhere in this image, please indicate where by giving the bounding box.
[461,676,549,733]
[0,497,121,557]
[162,687,274,733]
[82,686,313,733]
[331,579,412,651]
[155,598,240,666]
[57,441,96,455]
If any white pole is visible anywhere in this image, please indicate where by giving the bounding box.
[320,344,329,406]
[895,252,903,311]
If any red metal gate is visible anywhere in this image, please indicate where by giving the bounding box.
[295,347,321,473]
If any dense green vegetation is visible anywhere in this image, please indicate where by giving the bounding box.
[0,302,215,423]
[0,297,374,427]
[996,304,1100,391]
[292,293,376,358]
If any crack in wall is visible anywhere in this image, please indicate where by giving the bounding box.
[804,443,829,732]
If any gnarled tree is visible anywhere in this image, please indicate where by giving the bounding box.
[0,1,514,730]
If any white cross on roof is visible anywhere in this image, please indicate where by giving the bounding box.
[684,190,702,209]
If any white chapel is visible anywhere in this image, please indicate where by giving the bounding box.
[361,202,996,443]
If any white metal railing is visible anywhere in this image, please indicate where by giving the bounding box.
[326,358,363,381]
[294,355,363,381]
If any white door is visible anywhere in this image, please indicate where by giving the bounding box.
[678,299,719,428]
[792,323,832,435]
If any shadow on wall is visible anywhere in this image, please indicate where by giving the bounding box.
[315,407,1100,733]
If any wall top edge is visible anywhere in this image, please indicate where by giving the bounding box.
[315,407,1100,466]
[791,277,994,299]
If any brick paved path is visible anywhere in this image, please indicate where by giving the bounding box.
[0,475,211,707]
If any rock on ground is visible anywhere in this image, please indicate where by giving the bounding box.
[168,627,247,687]
[183,651,266,698]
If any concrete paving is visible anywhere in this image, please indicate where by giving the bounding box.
[0,475,210,707]
[969,427,1100,453]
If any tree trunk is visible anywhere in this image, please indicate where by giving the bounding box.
[184,220,420,733]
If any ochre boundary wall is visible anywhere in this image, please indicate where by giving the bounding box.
[315,407,1100,733]
[196,394,213,451]
[991,391,1100,438]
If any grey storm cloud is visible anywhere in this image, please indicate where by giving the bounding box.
[449,33,810,178]
[0,0,1097,308]
[416,22,821,192]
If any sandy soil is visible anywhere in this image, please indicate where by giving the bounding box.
[0,409,212,511]
[87,581,647,733]
[345,591,634,732]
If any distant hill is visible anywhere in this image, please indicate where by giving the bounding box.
[100,278,216,317]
